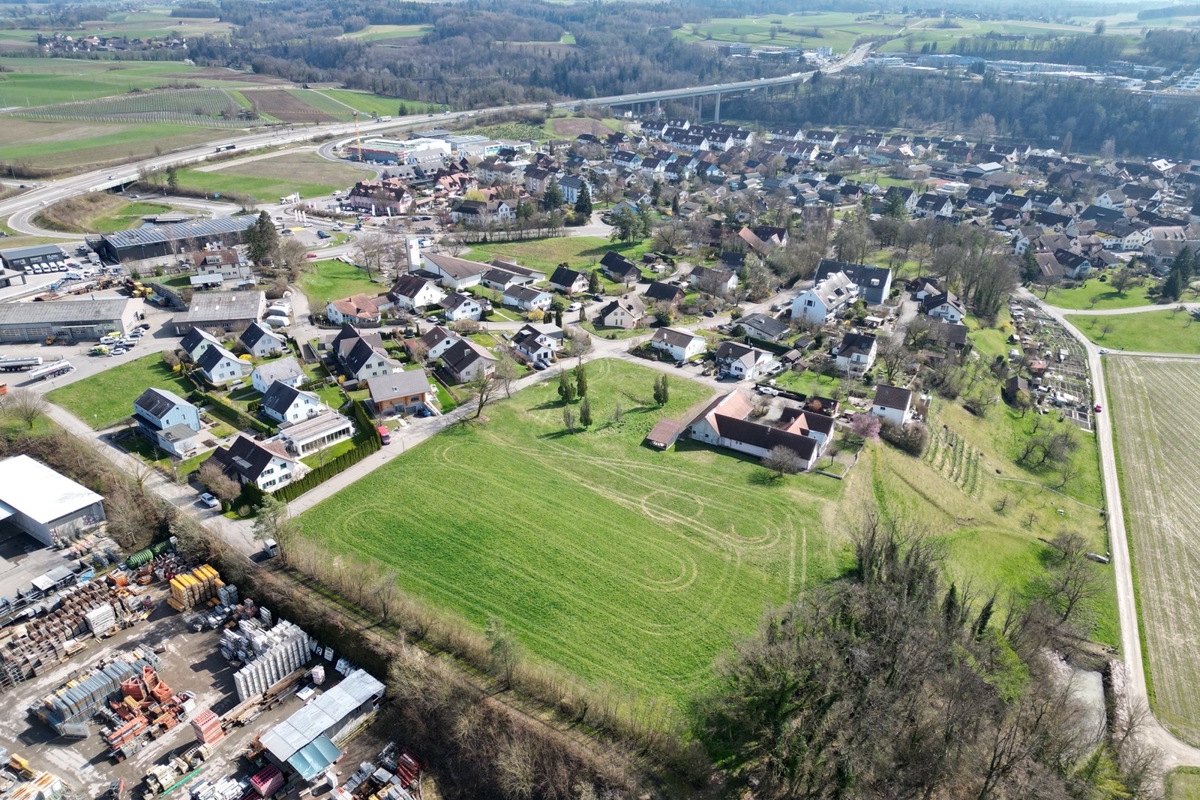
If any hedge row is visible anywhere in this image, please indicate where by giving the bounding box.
[191,390,274,435]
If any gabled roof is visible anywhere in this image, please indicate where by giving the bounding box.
[738,312,790,340]
[836,331,877,358]
[366,370,432,402]
[343,337,396,376]
[441,339,496,375]
[261,382,321,417]
[599,293,646,320]
[390,273,440,300]
[440,292,478,312]
[873,384,913,411]
[252,356,304,388]
[644,281,684,302]
[240,322,284,351]
[133,387,192,422]
[806,270,858,307]
[505,285,550,303]
[424,252,490,280]
[650,326,702,348]
[549,265,586,287]
[181,327,221,355]
[416,324,456,350]
[206,434,296,483]
[196,343,241,372]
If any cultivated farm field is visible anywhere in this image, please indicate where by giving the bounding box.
[1107,356,1200,744]
[295,359,847,703]
[0,118,234,170]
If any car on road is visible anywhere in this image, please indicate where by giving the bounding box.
[136,323,151,331]
[306,253,317,259]
[198,493,220,509]
[317,230,331,239]
[109,346,127,356]
[1094,403,1102,413]
[99,335,118,345]
[703,309,716,318]
[566,302,581,312]
[1099,348,1109,355]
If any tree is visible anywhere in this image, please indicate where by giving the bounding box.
[850,413,881,440]
[246,211,279,265]
[575,363,588,399]
[562,405,576,433]
[3,389,46,429]
[609,206,648,243]
[579,396,592,427]
[276,238,309,282]
[557,370,577,403]
[588,269,601,294]
[485,617,518,688]
[543,177,563,210]
[469,372,498,420]
[652,374,669,405]
[875,335,908,384]
[762,445,803,478]
[252,494,292,552]
[494,349,519,398]
[652,217,688,254]
[574,183,592,216]
[1109,268,1135,296]
[197,461,240,508]
[165,165,179,192]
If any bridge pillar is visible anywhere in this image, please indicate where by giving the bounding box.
[714,92,721,124]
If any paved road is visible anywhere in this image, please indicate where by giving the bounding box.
[1028,290,1200,767]
[1038,301,1200,317]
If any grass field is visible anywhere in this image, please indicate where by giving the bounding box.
[35,193,171,234]
[673,12,901,54]
[47,353,192,429]
[177,152,365,202]
[341,24,431,42]
[1168,768,1200,800]
[1067,310,1200,355]
[295,359,850,701]
[0,57,243,108]
[0,118,230,169]
[299,260,386,308]
[316,89,439,117]
[1041,281,1157,311]
[463,237,653,274]
[1107,357,1200,744]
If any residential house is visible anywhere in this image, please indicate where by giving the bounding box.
[191,249,253,285]
[690,265,739,296]
[599,251,641,286]
[275,411,355,459]
[926,319,969,351]
[513,323,563,366]
[204,434,306,492]
[239,322,287,359]
[439,292,484,322]
[737,225,788,256]
[366,371,436,416]
[549,266,589,295]
[195,344,251,386]
[341,336,401,382]
[687,390,826,471]
[557,175,590,205]
[922,291,966,323]
[261,383,325,425]
[737,313,791,342]
[180,328,222,363]
[649,327,706,362]
[914,193,955,218]
[450,198,515,225]
[714,341,779,381]
[503,285,554,313]
[251,356,305,394]
[132,388,202,458]
[834,332,878,376]
[884,185,919,213]
[596,294,646,330]
[389,274,446,311]
[524,166,554,195]
[814,260,893,306]
[422,253,488,290]
[326,294,383,326]
[440,339,497,384]
[407,325,459,361]
[965,186,999,207]
[791,271,859,326]
[1095,189,1126,210]
[644,281,685,308]
[481,267,532,293]
[870,384,914,427]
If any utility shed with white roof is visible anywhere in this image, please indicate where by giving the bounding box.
[0,455,105,546]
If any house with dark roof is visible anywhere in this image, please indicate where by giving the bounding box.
[814,260,893,306]
[690,265,739,296]
[439,292,484,322]
[407,325,459,361]
[503,285,554,312]
[440,338,497,384]
[922,291,966,324]
[915,193,955,218]
[549,266,589,295]
[240,322,287,359]
[714,341,779,381]
[687,390,828,471]
[261,383,325,425]
[341,337,401,382]
[389,274,446,311]
[834,332,878,376]
[132,388,202,458]
[926,319,969,351]
[870,384,913,427]
[196,343,251,386]
[737,312,790,342]
[513,323,563,366]
[596,294,646,330]
[204,434,306,492]
[599,252,641,286]
[181,328,222,363]
[648,327,706,362]
[644,281,685,307]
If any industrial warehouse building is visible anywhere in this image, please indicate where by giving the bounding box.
[0,244,68,272]
[174,290,266,335]
[347,137,451,165]
[0,455,105,547]
[0,298,135,343]
[96,216,257,264]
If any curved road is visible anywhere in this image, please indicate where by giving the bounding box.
[1027,290,1200,767]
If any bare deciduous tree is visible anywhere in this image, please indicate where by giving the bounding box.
[762,445,803,478]
[4,389,46,429]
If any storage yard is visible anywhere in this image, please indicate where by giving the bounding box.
[0,548,411,800]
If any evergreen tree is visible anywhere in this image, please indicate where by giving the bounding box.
[576,363,588,399]
[543,177,563,210]
[165,165,179,192]
[555,309,563,327]
[558,370,577,403]
[579,396,592,427]
[574,183,593,216]
[1021,247,1040,284]
[588,269,602,294]
[660,374,669,405]
[246,210,279,265]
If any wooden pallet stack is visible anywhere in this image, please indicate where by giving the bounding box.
[167,565,222,612]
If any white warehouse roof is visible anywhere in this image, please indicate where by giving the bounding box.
[0,455,103,524]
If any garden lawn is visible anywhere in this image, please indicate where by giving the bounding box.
[299,260,385,308]
[1067,310,1200,355]
[1042,281,1156,311]
[47,353,192,429]
[773,369,841,398]
[294,358,846,702]
[463,237,653,275]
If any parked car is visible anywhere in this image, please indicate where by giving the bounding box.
[198,493,220,509]
[566,302,581,312]
[99,335,118,345]
[317,230,331,239]
[109,347,127,356]
[1094,403,1102,413]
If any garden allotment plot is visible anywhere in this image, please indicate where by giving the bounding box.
[1107,356,1200,744]
[294,360,844,702]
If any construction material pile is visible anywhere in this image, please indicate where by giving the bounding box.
[29,648,160,735]
[0,581,149,690]
[104,665,195,761]
[190,709,224,746]
[190,776,246,800]
[168,565,222,612]
[227,618,313,703]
